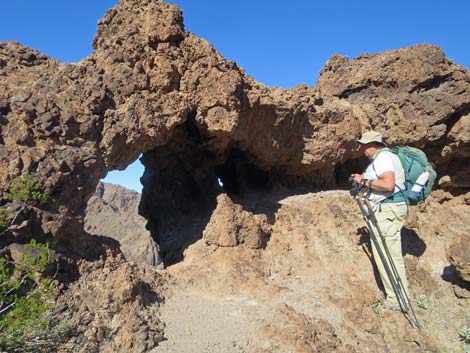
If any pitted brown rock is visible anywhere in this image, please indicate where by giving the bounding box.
[203,193,270,249]
[0,3,470,351]
[0,0,469,280]
[1,0,469,251]
[447,233,470,283]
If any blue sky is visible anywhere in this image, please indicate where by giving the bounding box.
[1,0,469,191]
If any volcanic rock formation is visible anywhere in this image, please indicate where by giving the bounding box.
[0,0,469,253]
[0,0,469,352]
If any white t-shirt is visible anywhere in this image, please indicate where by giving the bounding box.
[363,149,406,206]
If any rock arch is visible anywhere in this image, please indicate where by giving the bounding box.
[0,0,469,257]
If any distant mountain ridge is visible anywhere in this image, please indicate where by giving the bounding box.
[85,182,162,268]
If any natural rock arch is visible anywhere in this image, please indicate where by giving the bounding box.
[0,0,469,258]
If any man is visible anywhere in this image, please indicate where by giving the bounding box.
[351,131,410,311]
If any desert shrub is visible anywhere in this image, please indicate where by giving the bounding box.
[6,174,49,205]
[1,172,48,234]
[0,176,73,351]
[0,240,58,352]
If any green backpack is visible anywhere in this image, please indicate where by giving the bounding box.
[389,146,437,205]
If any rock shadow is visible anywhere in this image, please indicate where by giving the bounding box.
[0,207,122,287]
[53,231,123,286]
[140,143,292,265]
[357,225,427,295]
[357,226,385,293]
[357,225,426,258]
[138,114,222,266]
[401,227,426,257]
[441,265,470,290]
[135,281,164,306]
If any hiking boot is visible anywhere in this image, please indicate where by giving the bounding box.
[382,299,402,312]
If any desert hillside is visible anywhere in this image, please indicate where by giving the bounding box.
[79,184,469,353]
[84,182,162,268]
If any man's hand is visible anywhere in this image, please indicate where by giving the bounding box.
[351,174,363,184]
[350,172,395,192]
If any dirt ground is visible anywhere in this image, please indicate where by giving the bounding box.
[146,190,469,353]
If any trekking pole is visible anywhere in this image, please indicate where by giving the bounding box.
[349,179,421,329]
[361,196,421,330]
[354,195,409,311]
[361,197,410,311]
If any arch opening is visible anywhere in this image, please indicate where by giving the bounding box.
[334,156,368,189]
[139,138,276,266]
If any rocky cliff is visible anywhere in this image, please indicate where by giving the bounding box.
[0,0,469,352]
[85,182,161,267]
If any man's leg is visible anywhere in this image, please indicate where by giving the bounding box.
[369,203,409,304]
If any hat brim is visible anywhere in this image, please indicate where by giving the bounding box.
[356,139,386,145]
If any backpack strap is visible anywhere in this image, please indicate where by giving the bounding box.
[389,183,410,216]
[369,147,390,177]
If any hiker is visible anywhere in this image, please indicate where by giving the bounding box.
[351,131,410,311]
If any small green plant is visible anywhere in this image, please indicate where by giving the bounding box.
[6,173,49,205]
[465,345,470,353]
[371,303,380,315]
[0,208,11,229]
[0,239,56,352]
[416,293,431,310]
[20,239,50,275]
[51,320,77,338]
[460,325,470,343]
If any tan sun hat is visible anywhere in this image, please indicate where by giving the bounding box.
[356,131,386,145]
